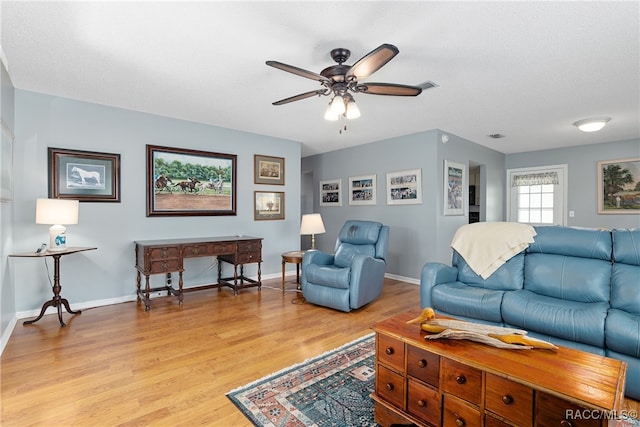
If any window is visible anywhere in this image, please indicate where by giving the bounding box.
[507,165,567,226]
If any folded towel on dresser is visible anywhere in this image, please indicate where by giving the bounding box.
[451,222,537,279]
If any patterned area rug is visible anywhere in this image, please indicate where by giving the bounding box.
[228,333,640,427]
[227,333,377,427]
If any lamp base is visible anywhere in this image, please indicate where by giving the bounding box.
[49,224,67,251]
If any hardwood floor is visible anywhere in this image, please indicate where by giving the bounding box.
[3,277,638,426]
[1,277,421,426]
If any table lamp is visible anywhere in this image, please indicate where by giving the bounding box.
[300,213,326,250]
[35,198,79,251]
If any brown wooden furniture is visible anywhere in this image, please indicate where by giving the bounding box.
[134,236,262,310]
[9,247,97,327]
[372,309,628,427]
[281,250,305,291]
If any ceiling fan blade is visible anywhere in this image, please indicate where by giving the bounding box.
[272,89,328,106]
[355,83,423,96]
[346,44,399,80]
[266,60,332,84]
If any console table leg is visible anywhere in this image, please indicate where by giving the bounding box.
[23,299,53,326]
[178,271,184,305]
[136,271,141,302]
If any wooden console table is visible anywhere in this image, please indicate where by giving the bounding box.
[134,236,262,310]
[372,310,627,427]
[10,247,97,327]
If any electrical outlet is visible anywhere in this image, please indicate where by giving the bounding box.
[569,210,575,218]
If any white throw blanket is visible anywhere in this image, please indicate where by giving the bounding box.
[450,222,537,279]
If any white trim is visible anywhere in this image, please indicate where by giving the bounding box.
[506,164,568,225]
[0,45,8,72]
[385,272,420,285]
[0,316,18,356]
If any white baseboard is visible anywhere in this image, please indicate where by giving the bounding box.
[0,316,18,356]
[385,272,420,285]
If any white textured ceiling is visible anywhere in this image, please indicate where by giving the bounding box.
[2,1,639,157]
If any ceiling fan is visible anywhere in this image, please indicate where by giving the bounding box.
[266,44,429,125]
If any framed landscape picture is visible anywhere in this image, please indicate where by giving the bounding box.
[444,160,465,215]
[319,178,342,206]
[597,157,640,214]
[48,147,121,202]
[146,145,236,217]
[386,169,422,205]
[254,154,285,185]
[349,174,376,205]
[254,191,284,220]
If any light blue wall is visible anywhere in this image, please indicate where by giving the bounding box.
[11,90,301,313]
[506,139,640,229]
[1,59,16,342]
[301,129,506,279]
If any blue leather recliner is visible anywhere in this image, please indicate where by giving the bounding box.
[301,220,389,312]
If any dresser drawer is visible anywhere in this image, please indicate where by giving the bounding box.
[149,259,181,274]
[376,364,405,410]
[407,378,441,426]
[376,334,405,373]
[485,373,533,426]
[442,358,482,405]
[535,392,602,427]
[407,345,440,387]
[484,414,513,427]
[443,394,481,427]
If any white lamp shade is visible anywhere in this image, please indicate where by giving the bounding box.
[345,98,361,119]
[36,198,79,225]
[330,95,346,115]
[300,213,326,235]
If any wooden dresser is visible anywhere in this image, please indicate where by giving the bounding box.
[372,310,627,427]
[134,236,262,310]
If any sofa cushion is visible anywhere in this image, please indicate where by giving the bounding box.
[502,290,608,348]
[304,264,350,289]
[611,264,640,315]
[529,225,612,260]
[612,228,640,266]
[338,220,382,245]
[524,253,611,303]
[454,252,524,291]
[605,309,640,357]
[334,243,375,268]
[432,282,504,323]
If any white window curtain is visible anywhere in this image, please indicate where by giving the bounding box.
[511,171,559,187]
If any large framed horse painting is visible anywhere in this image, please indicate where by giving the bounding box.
[146,145,237,217]
[48,147,121,202]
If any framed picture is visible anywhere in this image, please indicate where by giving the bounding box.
[146,145,236,217]
[444,160,466,215]
[254,191,284,220]
[349,174,377,205]
[1,121,13,202]
[48,147,121,202]
[254,154,285,185]
[386,169,422,205]
[597,157,640,214]
[320,178,342,206]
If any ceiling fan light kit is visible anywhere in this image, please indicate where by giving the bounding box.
[266,43,427,131]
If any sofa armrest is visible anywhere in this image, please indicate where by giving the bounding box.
[349,255,386,309]
[302,250,334,268]
[420,262,458,309]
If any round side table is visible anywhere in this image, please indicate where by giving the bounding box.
[281,250,306,292]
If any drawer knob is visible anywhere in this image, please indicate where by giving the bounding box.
[418,359,428,368]
[417,399,427,407]
[385,347,394,355]
[560,421,573,427]
[502,394,514,405]
[454,414,465,427]
[385,383,394,391]
[456,375,466,384]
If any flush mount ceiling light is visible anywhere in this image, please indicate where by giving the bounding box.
[573,117,611,132]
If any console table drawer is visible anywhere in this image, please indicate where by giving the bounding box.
[442,358,482,405]
[485,373,533,426]
[376,364,405,409]
[238,240,261,253]
[149,259,181,273]
[407,378,441,426]
[147,247,180,260]
[377,334,405,373]
[237,251,260,263]
[407,345,440,387]
[443,394,481,427]
[535,392,602,427]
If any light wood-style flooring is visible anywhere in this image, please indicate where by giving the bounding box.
[2,277,638,426]
[1,277,420,426]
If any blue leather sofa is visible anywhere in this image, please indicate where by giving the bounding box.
[301,220,389,312]
[420,225,640,401]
